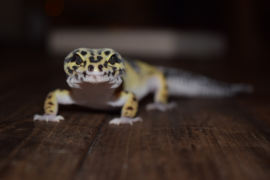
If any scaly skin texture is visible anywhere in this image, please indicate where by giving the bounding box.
[44,89,71,115]
[120,91,138,117]
[34,48,252,125]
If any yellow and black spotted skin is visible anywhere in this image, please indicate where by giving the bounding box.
[34,47,170,125]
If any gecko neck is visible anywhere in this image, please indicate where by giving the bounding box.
[69,79,123,110]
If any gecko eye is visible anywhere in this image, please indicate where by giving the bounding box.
[75,54,83,65]
[108,55,116,65]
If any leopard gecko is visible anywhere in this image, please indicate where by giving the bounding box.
[34,48,252,125]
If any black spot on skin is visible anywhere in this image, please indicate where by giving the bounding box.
[104,72,107,75]
[127,107,133,110]
[81,51,87,55]
[108,71,111,77]
[80,77,84,82]
[83,61,86,67]
[98,50,102,55]
[75,74,78,80]
[105,51,110,55]
[47,95,52,99]
[71,54,77,62]
[112,67,117,72]
[89,56,103,63]
[97,56,103,61]
[133,97,137,101]
[48,102,53,105]
[119,69,123,75]
[65,52,79,64]
[72,66,78,71]
[124,91,128,94]
[88,50,94,56]
[121,69,126,75]
[104,61,108,68]
[50,110,53,113]
[64,57,71,64]
[112,71,115,76]
[83,71,87,77]
[67,67,73,74]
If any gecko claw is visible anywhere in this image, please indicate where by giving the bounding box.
[109,117,142,125]
[34,114,64,122]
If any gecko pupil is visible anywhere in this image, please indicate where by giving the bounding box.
[108,55,116,65]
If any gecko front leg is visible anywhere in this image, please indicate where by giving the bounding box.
[34,89,74,122]
[108,91,142,125]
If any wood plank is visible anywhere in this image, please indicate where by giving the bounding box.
[75,98,270,180]
[1,54,270,180]
[0,57,106,180]
[0,101,106,180]
[237,96,270,133]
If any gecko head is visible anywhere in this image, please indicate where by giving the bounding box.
[64,48,125,84]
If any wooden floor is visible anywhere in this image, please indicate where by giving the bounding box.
[1,54,270,180]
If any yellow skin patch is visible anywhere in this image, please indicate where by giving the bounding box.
[34,48,173,125]
[123,59,168,104]
[120,91,138,117]
[44,89,71,115]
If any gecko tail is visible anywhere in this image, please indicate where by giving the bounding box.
[158,66,253,98]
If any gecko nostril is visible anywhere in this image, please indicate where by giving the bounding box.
[98,65,103,72]
[88,65,94,72]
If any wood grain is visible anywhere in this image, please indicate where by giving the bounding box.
[74,99,270,180]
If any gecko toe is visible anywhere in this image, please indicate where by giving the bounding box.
[33,114,65,122]
[109,117,142,125]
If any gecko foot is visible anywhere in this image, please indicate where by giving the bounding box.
[33,114,64,122]
[146,102,177,112]
[109,117,142,125]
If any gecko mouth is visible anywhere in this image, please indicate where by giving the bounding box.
[67,71,122,89]
[73,71,120,84]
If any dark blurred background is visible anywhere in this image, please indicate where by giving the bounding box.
[0,0,269,63]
